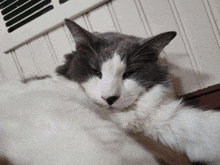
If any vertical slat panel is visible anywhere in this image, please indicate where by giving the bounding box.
[206,0,220,44]
[0,61,6,83]
[207,0,220,35]
[137,0,201,94]
[15,44,39,78]
[0,25,7,82]
[87,4,116,32]
[83,14,94,32]
[12,51,24,79]
[173,0,220,89]
[0,53,21,80]
[75,16,90,30]
[0,53,6,82]
[111,0,148,37]
[106,2,121,32]
[47,26,72,65]
[44,34,59,65]
[29,36,56,75]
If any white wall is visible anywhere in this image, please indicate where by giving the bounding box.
[0,0,220,95]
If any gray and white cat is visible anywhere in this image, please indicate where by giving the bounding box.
[0,19,220,165]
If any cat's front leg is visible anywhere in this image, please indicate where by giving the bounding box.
[110,111,145,133]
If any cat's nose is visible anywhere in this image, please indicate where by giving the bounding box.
[103,96,119,105]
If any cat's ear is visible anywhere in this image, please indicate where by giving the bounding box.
[65,19,95,50]
[146,31,177,53]
[135,31,176,60]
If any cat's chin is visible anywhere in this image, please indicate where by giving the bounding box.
[92,101,134,112]
[107,103,135,112]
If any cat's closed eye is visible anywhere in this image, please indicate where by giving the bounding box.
[91,67,102,78]
[122,71,135,79]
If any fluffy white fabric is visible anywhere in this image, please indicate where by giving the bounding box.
[0,77,159,165]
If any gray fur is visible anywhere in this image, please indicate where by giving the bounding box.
[56,19,176,90]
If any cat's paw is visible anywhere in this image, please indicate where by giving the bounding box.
[123,120,144,133]
[110,112,144,133]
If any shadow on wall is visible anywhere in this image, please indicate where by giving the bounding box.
[159,53,211,95]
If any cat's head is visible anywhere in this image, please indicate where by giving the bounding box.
[56,19,176,110]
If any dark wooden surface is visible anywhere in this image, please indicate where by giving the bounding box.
[183,83,220,110]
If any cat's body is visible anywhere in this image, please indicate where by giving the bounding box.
[0,19,220,164]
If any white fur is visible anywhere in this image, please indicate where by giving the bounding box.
[81,53,145,110]
[111,84,220,164]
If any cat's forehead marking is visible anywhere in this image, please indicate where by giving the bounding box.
[101,52,125,76]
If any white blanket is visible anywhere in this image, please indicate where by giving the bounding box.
[0,78,159,165]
